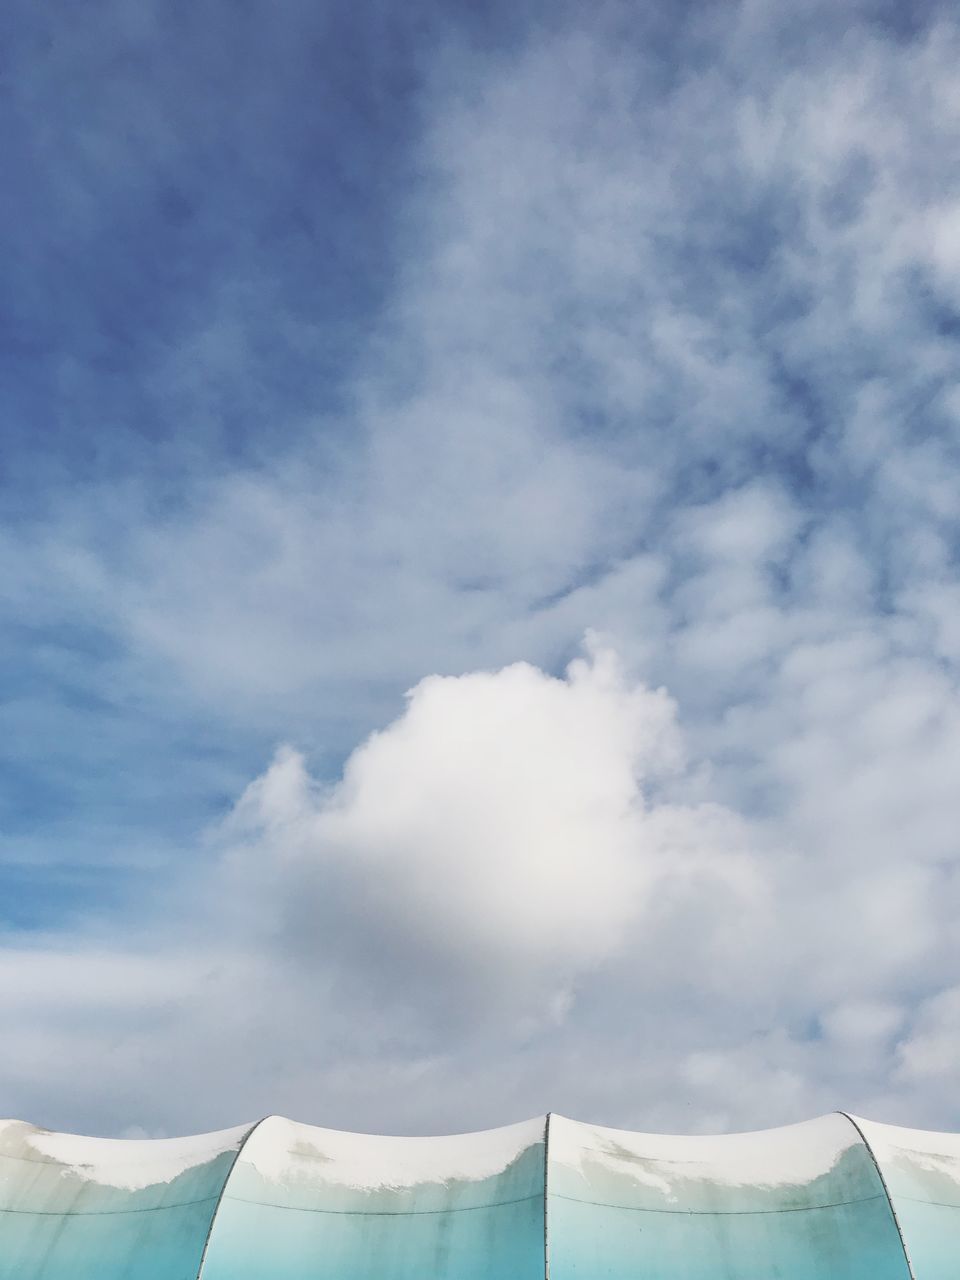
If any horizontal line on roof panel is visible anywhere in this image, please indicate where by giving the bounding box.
[221,1191,544,1216]
[0,1195,220,1217]
[547,1191,889,1216]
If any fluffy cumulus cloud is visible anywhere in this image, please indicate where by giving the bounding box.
[4,0,960,1138]
[221,645,763,1024]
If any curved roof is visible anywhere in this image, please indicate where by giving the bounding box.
[1,1112,957,1280]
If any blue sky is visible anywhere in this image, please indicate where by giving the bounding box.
[4,0,960,1138]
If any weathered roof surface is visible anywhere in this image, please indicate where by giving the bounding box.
[200,1115,546,1280]
[0,1118,251,1280]
[2,1111,957,1280]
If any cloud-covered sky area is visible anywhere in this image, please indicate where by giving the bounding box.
[3,0,960,1139]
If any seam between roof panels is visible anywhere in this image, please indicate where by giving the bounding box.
[543,1113,551,1280]
[195,1116,270,1280]
[837,1111,916,1280]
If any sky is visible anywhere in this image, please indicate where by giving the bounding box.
[3,0,960,1140]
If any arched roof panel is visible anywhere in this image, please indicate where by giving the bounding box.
[199,1115,547,1280]
[0,1118,252,1280]
[853,1116,960,1280]
[547,1113,911,1280]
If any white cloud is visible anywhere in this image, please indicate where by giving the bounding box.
[221,643,763,1024]
[821,1000,904,1049]
[896,987,960,1084]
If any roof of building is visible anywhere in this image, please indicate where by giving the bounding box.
[1,1111,956,1280]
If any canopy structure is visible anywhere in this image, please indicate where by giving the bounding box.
[1,1111,957,1280]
